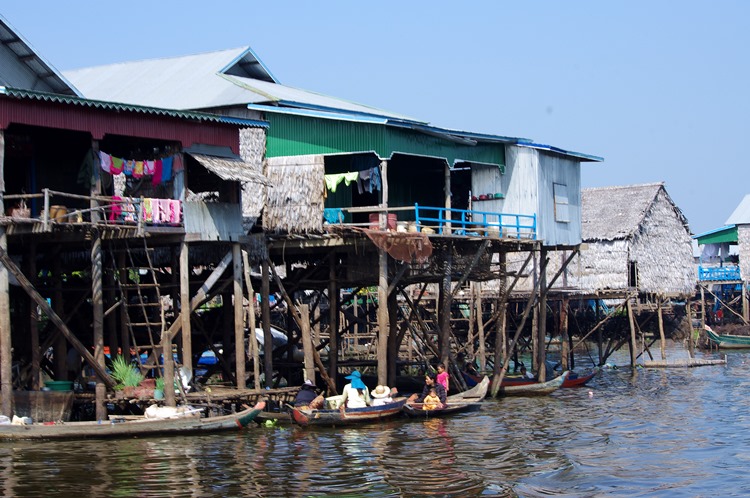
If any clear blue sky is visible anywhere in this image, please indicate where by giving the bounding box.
[3,1,748,235]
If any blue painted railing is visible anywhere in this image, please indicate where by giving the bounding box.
[414,204,536,240]
[698,265,741,281]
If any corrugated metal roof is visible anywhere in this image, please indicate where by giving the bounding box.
[693,225,737,244]
[189,153,270,186]
[725,194,750,225]
[0,14,80,96]
[0,86,268,128]
[516,141,603,162]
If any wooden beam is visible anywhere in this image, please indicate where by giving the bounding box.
[233,244,246,389]
[0,247,116,389]
[451,239,490,298]
[167,250,232,342]
[242,249,261,390]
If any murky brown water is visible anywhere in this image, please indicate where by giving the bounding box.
[0,344,745,497]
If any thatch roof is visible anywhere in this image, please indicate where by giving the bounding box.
[581,183,689,241]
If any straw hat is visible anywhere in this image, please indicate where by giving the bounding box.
[372,385,390,399]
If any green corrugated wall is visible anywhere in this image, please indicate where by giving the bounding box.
[265,113,505,169]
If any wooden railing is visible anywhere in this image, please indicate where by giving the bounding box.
[3,189,183,232]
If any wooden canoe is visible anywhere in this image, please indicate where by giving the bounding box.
[291,398,407,427]
[499,372,568,396]
[0,401,265,440]
[704,325,750,349]
[403,376,488,418]
[464,368,596,389]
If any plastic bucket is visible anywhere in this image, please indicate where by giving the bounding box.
[50,205,67,223]
[44,380,73,391]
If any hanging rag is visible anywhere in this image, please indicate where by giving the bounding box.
[142,198,154,223]
[324,172,359,193]
[123,160,135,176]
[370,166,382,192]
[323,208,345,224]
[152,159,163,186]
[144,160,156,176]
[109,196,123,222]
[99,151,112,173]
[168,199,182,224]
[77,148,99,188]
[357,168,373,194]
[110,157,124,175]
[161,156,173,182]
[133,161,144,178]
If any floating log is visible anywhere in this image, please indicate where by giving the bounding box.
[642,357,727,368]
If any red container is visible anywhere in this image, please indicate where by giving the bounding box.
[369,213,397,230]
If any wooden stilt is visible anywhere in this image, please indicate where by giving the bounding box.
[627,295,638,368]
[387,288,398,386]
[377,247,389,385]
[0,130,12,416]
[560,297,570,371]
[261,259,273,388]
[328,253,339,387]
[91,233,108,420]
[300,304,315,382]
[438,246,453,368]
[232,244,245,389]
[118,251,130,363]
[743,282,749,323]
[53,256,66,380]
[537,248,548,382]
[476,284,487,372]
[179,242,192,377]
[241,249,260,390]
[29,242,40,390]
[657,295,667,360]
[686,299,695,359]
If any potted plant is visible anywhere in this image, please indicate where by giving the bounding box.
[110,355,144,397]
[154,377,165,400]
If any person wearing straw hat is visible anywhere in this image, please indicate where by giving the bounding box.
[371,384,395,406]
[339,370,371,410]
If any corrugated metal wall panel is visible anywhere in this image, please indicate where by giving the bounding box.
[266,113,385,157]
[386,127,505,168]
[0,97,241,153]
[536,152,581,246]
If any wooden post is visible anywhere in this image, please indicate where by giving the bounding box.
[700,286,706,330]
[179,242,192,376]
[686,299,695,359]
[300,304,315,382]
[232,244,245,389]
[743,282,749,323]
[377,247,389,385]
[328,253,338,386]
[387,288,399,386]
[438,246,453,368]
[91,233,107,420]
[444,162,451,234]
[53,256,66,380]
[476,284,486,372]
[261,259,273,388]
[0,130,11,416]
[657,295,667,360]
[560,297,570,371]
[537,247,548,383]
[241,249,260,390]
[627,296,638,368]
[29,242,40,390]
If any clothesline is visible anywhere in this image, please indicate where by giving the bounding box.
[99,151,183,186]
[324,166,381,194]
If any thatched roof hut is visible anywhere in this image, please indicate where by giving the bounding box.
[570,182,696,297]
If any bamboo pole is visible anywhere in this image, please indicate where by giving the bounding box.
[627,296,638,368]
[560,297,570,371]
[179,242,192,376]
[377,247,389,385]
[537,248,548,382]
[328,253,339,386]
[686,299,695,359]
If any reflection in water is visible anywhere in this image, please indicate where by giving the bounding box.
[3,345,750,497]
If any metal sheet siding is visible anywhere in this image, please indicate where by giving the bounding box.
[266,113,385,157]
[266,113,505,168]
[0,97,241,153]
[536,152,581,246]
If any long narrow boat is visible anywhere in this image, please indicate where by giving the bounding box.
[402,376,489,418]
[463,368,597,389]
[499,372,568,396]
[291,398,407,427]
[0,401,265,440]
[704,325,750,349]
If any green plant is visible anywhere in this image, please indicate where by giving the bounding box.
[155,377,165,391]
[110,355,145,390]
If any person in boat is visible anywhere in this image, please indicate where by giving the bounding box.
[294,379,324,409]
[407,373,447,405]
[422,387,442,410]
[371,384,396,406]
[520,365,534,379]
[436,363,450,392]
[340,370,371,410]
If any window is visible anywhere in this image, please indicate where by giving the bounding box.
[553,183,569,223]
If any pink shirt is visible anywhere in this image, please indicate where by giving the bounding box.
[437,371,449,391]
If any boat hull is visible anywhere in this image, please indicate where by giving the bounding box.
[402,376,489,418]
[705,326,750,349]
[0,401,265,440]
[499,372,568,396]
[291,398,407,427]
